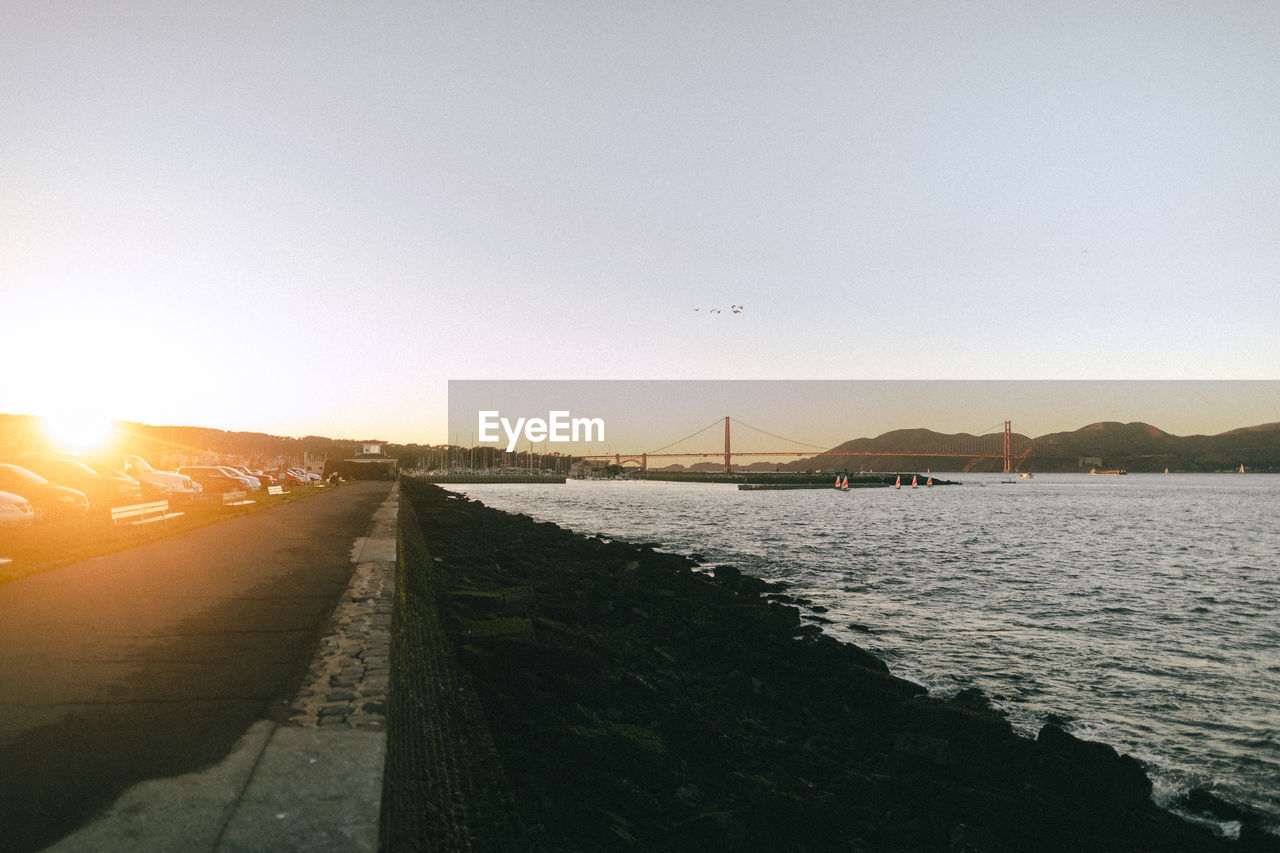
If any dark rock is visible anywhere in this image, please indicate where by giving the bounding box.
[893,732,958,767]
[714,564,742,589]
[1240,823,1280,853]
[1036,724,1152,807]
[1183,789,1255,824]
[951,686,1004,716]
[391,478,1246,853]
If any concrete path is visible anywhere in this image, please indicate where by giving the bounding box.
[0,480,396,852]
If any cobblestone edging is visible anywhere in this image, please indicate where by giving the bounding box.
[286,485,398,730]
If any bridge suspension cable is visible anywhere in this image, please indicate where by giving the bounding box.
[645,417,726,455]
[729,418,830,450]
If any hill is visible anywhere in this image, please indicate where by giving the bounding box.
[0,414,424,470]
[785,422,1280,474]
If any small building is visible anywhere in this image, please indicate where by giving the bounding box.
[325,447,398,481]
[303,451,327,478]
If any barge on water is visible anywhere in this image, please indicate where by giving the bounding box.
[416,474,567,484]
[738,482,890,490]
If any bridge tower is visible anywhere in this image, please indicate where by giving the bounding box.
[723,416,731,473]
[1003,420,1012,473]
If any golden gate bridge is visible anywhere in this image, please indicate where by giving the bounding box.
[578,417,1040,474]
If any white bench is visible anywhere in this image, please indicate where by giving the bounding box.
[267,485,287,496]
[222,490,256,507]
[111,500,185,530]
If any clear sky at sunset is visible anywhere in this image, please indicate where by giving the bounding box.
[3,2,1277,444]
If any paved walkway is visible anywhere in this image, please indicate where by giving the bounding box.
[0,481,397,852]
[48,484,398,852]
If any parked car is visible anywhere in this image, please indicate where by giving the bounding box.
[288,467,322,484]
[0,464,91,520]
[276,468,309,487]
[0,490,35,528]
[218,466,261,491]
[177,466,255,496]
[79,454,202,503]
[223,465,264,491]
[17,457,142,511]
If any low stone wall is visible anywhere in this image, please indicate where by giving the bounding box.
[378,483,523,851]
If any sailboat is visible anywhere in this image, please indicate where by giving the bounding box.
[894,474,901,490]
[911,474,918,489]
[1239,463,1246,474]
[926,475,933,487]
[834,474,842,489]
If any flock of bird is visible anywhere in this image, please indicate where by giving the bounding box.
[693,304,744,315]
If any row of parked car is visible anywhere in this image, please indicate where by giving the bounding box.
[176,464,323,495]
[0,453,324,528]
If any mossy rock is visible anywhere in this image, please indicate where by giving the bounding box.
[449,588,505,608]
[568,720,667,755]
[462,616,534,639]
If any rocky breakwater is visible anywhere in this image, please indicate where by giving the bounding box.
[393,479,1276,852]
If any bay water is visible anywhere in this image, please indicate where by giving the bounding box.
[450,473,1279,835]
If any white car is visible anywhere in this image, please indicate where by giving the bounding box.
[68,454,203,503]
[225,465,268,491]
[218,466,261,491]
[0,490,35,528]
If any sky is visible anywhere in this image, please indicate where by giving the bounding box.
[3,2,1277,445]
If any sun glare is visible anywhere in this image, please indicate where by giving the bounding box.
[42,412,118,451]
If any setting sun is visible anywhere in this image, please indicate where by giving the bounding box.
[42,411,117,451]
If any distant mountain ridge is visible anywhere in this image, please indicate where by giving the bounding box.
[778,421,1280,474]
[0,414,410,467]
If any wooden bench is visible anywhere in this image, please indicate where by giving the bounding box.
[111,500,185,530]
[267,485,287,496]
[222,490,256,507]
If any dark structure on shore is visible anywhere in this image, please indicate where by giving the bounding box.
[324,445,397,481]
